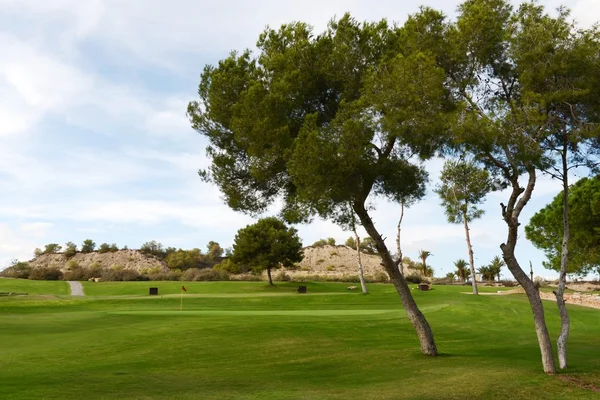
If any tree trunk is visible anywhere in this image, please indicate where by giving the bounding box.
[354,203,437,356]
[555,143,570,369]
[396,202,405,275]
[353,225,368,294]
[267,268,273,286]
[463,212,478,295]
[500,174,556,374]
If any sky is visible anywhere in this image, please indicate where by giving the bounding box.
[1,0,599,280]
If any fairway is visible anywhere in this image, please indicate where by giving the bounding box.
[1,280,599,400]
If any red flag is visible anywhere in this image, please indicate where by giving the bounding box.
[181,285,187,292]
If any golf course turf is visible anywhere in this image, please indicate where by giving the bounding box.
[1,279,599,399]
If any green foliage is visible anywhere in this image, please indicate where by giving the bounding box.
[434,160,493,224]
[360,237,378,254]
[344,236,356,248]
[1,260,32,279]
[140,240,166,258]
[325,265,336,271]
[312,239,328,247]
[405,274,422,284]
[231,217,303,285]
[109,243,119,252]
[81,239,96,253]
[165,248,207,270]
[64,242,78,258]
[206,241,224,261]
[454,259,469,282]
[33,248,42,257]
[98,243,112,254]
[42,243,62,255]
[28,267,63,281]
[526,176,600,275]
[213,258,246,274]
[446,272,456,281]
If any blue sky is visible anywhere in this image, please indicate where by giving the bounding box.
[1,0,598,279]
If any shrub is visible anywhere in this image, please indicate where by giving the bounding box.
[373,271,389,283]
[109,243,119,252]
[325,265,336,271]
[29,267,63,280]
[98,243,112,254]
[229,273,261,281]
[213,258,246,274]
[330,251,338,256]
[149,269,183,281]
[405,274,422,284]
[500,280,518,287]
[274,271,291,282]
[194,269,230,281]
[81,239,96,253]
[317,259,325,264]
[100,268,142,281]
[1,261,32,279]
[33,248,43,258]
[64,242,78,258]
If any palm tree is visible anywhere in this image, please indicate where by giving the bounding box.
[488,256,505,281]
[418,249,433,277]
[454,259,468,282]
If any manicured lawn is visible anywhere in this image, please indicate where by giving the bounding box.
[0,278,69,295]
[0,281,599,399]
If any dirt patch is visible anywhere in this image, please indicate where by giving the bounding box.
[557,375,600,392]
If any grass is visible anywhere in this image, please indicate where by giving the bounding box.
[0,280,599,399]
[0,277,69,295]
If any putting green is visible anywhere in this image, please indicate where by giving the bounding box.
[109,304,449,317]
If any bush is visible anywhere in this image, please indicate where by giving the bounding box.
[98,243,112,254]
[274,271,291,282]
[100,268,142,281]
[148,269,183,281]
[326,265,336,271]
[1,261,32,279]
[64,242,78,258]
[499,280,518,287]
[405,274,422,284]
[43,243,62,254]
[373,271,389,283]
[29,267,63,280]
[213,258,246,274]
[81,239,96,253]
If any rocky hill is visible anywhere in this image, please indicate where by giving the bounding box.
[277,244,421,281]
[27,245,421,281]
[29,250,169,273]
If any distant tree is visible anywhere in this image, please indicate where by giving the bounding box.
[360,237,378,255]
[207,241,224,260]
[327,238,336,246]
[435,160,493,295]
[166,248,206,270]
[418,250,432,277]
[33,248,42,258]
[488,256,505,281]
[478,265,496,282]
[312,239,328,247]
[64,242,78,258]
[98,243,112,254]
[345,236,357,249]
[526,176,600,276]
[231,217,303,285]
[43,243,62,254]
[121,245,129,251]
[81,239,96,253]
[445,272,456,281]
[109,243,119,252]
[140,241,166,258]
[454,259,469,282]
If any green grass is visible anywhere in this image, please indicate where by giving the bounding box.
[0,278,69,295]
[1,281,599,399]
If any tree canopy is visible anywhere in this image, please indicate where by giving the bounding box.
[231,217,303,285]
[526,176,600,276]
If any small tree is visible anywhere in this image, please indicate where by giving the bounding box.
[33,248,42,258]
[43,243,62,254]
[435,160,493,295]
[64,242,78,258]
[206,241,224,261]
[454,259,468,282]
[98,243,111,254]
[418,250,433,277]
[109,243,119,252]
[345,236,357,249]
[231,217,303,286]
[327,238,336,246]
[140,241,166,258]
[488,256,505,281]
[81,239,96,253]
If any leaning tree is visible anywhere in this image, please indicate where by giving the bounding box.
[188,15,451,355]
[401,0,599,372]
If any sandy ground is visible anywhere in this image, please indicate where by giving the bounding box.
[469,287,600,310]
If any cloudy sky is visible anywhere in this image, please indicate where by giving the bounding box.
[1,0,598,279]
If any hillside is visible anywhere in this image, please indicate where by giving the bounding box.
[277,244,422,281]
[29,250,169,273]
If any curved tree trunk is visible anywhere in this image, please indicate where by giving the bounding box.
[555,143,570,369]
[463,212,478,295]
[498,167,555,374]
[267,268,273,286]
[354,203,437,356]
[396,202,405,275]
